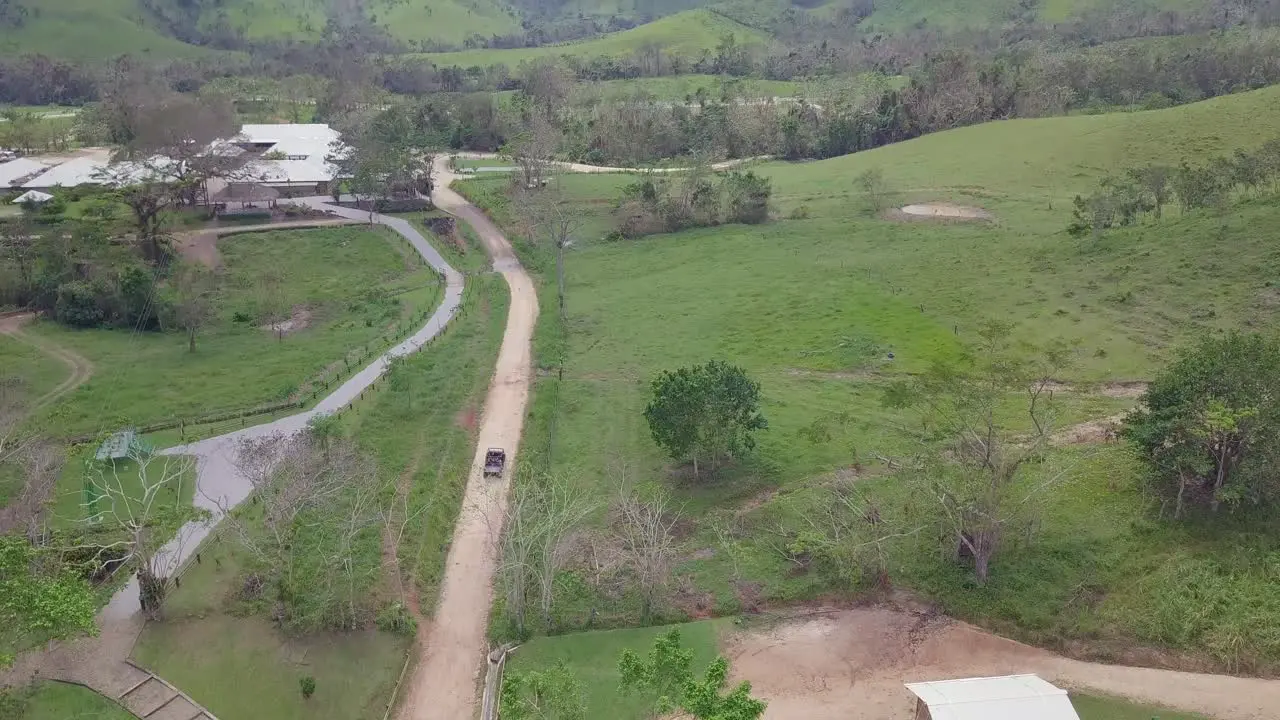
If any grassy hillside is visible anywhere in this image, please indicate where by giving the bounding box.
[758,84,1280,226]
[184,0,522,46]
[459,84,1280,671]
[2,0,215,59]
[859,0,1205,33]
[417,9,769,66]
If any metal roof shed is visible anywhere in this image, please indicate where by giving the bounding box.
[904,674,1081,720]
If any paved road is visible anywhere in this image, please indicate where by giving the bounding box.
[393,156,538,720]
[101,199,466,622]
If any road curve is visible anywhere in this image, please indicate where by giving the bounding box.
[101,200,466,622]
[391,156,539,720]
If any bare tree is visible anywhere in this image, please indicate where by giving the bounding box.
[615,490,681,623]
[124,92,241,206]
[172,262,216,353]
[0,440,62,539]
[228,430,387,631]
[82,448,201,616]
[0,378,29,465]
[517,177,579,317]
[884,322,1082,583]
[499,469,594,634]
[506,109,560,191]
[257,269,287,340]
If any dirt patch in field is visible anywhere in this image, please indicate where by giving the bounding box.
[892,203,992,221]
[1053,415,1126,445]
[454,404,479,432]
[260,306,312,336]
[1039,380,1148,399]
[724,604,1280,720]
[176,230,222,268]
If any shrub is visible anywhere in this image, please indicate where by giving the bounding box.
[299,676,316,698]
[54,280,105,327]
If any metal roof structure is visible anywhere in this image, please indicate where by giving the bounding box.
[22,156,109,188]
[12,189,53,204]
[0,157,50,187]
[95,429,137,461]
[904,674,1081,720]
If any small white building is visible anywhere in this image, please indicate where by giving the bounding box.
[12,189,54,204]
[904,674,1082,720]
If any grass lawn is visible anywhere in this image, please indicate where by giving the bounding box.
[133,614,407,720]
[1072,693,1211,720]
[456,84,1280,671]
[506,621,724,720]
[131,271,509,720]
[1,681,134,720]
[23,226,442,439]
[415,10,768,67]
[47,448,196,529]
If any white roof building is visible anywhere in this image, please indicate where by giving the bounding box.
[904,674,1081,720]
[12,189,53,204]
[0,158,50,187]
[22,157,108,189]
[235,123,342,188]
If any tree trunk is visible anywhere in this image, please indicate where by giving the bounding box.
[974,550,991,584]
[187,326,196,353]
[556,244,566,317]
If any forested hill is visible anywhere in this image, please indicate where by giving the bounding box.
[3,0,1277,60]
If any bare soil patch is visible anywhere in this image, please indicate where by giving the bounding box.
[894,203,992,221]
[176,230,222,269]
[260,306,312,336]
[725,605,1280,720]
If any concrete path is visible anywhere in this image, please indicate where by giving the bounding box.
[392,157,538,720]
[102,200,465,623]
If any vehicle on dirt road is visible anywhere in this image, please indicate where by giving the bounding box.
[483,448,506,477]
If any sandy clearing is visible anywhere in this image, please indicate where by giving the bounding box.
[727,607,1280,720]
[391,157,538,720]
[899,203,991,219]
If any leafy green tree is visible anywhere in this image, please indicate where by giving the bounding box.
[1123,333,1280,517]
[0,535,97,667]
[619,629,766,720]
[500,663,587,720]
[644,360,767,479]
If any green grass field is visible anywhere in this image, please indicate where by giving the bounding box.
[1,0,217,59]
[22,226,441,439]
[506,621,724,719]
[416,9,769,66]
[1071,693,1210,720]
[131,271,508,720]
[0,681,134,720]
[457,83,1280,671]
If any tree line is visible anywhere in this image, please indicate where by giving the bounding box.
[1069,138,1280,237]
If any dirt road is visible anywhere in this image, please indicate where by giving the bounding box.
[391,158,538,720]
[0,312,93,410]
[452,151,770,174]
[174,218,360,269]
[727,607,1280,720]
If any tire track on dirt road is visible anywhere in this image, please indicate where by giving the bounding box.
[389,158,538,720]
[0,312,94,411]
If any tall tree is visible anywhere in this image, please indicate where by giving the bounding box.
[82,447,203,616]
[644,360,768,479]
[171,262,216,352]
[500,663,587,720]
[882,322,1077,583]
